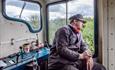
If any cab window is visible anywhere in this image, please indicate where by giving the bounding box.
[4,0,41,33]
[48,0,95,53]
[48,3,66,44]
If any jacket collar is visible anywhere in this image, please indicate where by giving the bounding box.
[68,24,79,34]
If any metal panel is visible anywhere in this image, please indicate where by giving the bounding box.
[98,0,115,70]
[98,0,109,69]
[108,0,115,69]
[102,0,109,69]
[0,1,43,58]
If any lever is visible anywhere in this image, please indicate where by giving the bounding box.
[19,46,24,59]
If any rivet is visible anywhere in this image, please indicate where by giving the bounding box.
[10,23,13,25]
[110,2,113,5]
[25,31,28,33]
[111,17,113,20]
[111,64,113,66]
[26,39,28,41]
[110,33,113,35]
[11,38,14,45]
[111,48,113,50]
[20,24,23,26]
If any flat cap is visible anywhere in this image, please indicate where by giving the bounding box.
[69,14,86,23]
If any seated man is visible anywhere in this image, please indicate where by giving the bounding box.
[48,14,106,70]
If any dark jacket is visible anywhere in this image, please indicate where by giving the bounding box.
[48,25,88,69]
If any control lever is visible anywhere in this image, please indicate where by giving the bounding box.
[32,51,39,70]
[0,67,3,70]
[36,34,39,47]
[19,46,24,59]
[16,54,19,63]
[44,41,50,48]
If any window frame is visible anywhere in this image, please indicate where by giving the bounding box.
[93,0,98,58]
[2,0,42,33]
[46,0,98,58]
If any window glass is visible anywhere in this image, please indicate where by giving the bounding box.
[48,0,94,52]
[48,3,66,44]
[5,0,41,32]
[68,0,94,52]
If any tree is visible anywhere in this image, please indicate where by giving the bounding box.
[28,14,40,30]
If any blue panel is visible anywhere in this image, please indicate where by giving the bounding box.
[2,47,50,70]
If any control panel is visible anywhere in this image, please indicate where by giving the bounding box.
[0,47,50,70]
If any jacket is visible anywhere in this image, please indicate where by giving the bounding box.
[48,25,88,69]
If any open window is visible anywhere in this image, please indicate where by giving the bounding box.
[67,0,95,53]
[47,0,97,57]
[48,3,67,44]
[2,0,42,33]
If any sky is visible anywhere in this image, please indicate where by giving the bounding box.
[6,5,40,18]
[6,0,40,20]
[49,0,94,20]
[68,0,94,12]
[6,0,94,20]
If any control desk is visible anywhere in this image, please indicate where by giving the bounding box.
[0,47,50,70]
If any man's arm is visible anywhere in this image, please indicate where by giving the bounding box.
[55,28,80,61]
[80,33,93,57]
[79,33,88,53]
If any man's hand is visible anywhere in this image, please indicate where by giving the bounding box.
[85,49,92,57]
[87,57,94,70]
[84,49,93,70]
[79,49,94,70]
[79,52,90,60]
[79,49,92,60]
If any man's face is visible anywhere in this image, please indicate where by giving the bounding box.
[73,19,83,30]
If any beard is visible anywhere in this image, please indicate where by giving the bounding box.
[72,25,81,33]
[76,27,81,33]
[70,23,82,33]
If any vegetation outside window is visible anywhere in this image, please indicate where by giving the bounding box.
[48,0,94,52]
[48,3,66,44]
[68,0,94,52]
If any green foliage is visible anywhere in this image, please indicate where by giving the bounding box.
[28,14,40,30]
[81,18,94,52]
[49,18,66,43]
[49,18,94,52]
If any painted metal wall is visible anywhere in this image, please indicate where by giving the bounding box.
[98,0,115,69]
[0,0,115,69]
[46,0,62,4]
[108,0,115,69]
[0,1,43,58]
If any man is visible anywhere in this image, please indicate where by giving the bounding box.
[48,14,106,70]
